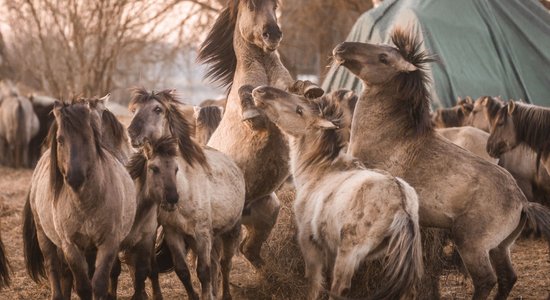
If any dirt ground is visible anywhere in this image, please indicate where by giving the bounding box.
[0,165,549,299]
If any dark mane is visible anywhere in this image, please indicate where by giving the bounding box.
[388,28,436,135]
[196,105,222,132]
[331,89,358,115]
[298,95,346,170]
[509,103,550,162]
[130,88,208,168]
[101,109,128,154]
[48,102,105,199]
[436,107,464,127]
[197,1,239,90]
[127,136,178,189]
[483,96,504,125]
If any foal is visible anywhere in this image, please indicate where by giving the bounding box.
[128,121,245,300]
[252,86,423,300]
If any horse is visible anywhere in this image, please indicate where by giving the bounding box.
[0,230,9,289]
[22,101,136,300]
[468,96,550,209]
[128,136,245,300]
[436,126,497,164]
[199,97,227,109]
[193,105,224,145]
[431,97,473,128]
[196,0,323,266]
[252,85,423,299]
[334,27,550,299]
[0,92,39,167]
[487,101,550,178]
[28,94,56,166]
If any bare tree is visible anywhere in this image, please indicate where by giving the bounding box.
[279,0,373,80]
[3,0,222,97]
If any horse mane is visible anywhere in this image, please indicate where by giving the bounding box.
[298,95,346,171]
[437,107,464,127]
[331,89,358,115]
[387,28,436,136]
[127,136,178,190]
[130,88,208,168]
[196,106,222,132]
[101,109,128,152]
[197,1,239,90]
[483,96,504,125]
[509,103,550,161]
[48,102,105,199]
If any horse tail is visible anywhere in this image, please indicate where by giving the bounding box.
[155,227,174,273]
[523,201,550,246]
[0,229,10,288]
[22,192,45,282]
[371,179,423,300]
[13,100,27,167]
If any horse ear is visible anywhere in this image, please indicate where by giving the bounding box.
[99,93,111,104]
[218,106,224,115]
[457,96,462,103]
[53,101,63,118]
[395,57,417,73]
[508,101,516,115]
[481,96,489,106]
[193,106,201,119]
[466,96,473,104]
[315,118,338,130]
[143,141,154,159]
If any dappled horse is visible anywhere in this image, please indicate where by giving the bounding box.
[0,92,39,168]
[253,86,423,299]
[129,135,245,300]
[196,0,323,266]
[334,28,550,299]
[23,101,136,300]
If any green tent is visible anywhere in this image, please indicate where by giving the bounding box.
[322,0,550,108]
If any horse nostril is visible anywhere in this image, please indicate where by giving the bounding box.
[166,188,179,204]
[66,171,85,190]
[262,31,270,39]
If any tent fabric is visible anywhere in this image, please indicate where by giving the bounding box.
[321,0,550,108]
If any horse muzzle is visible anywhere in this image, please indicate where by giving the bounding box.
[66,170,85,191]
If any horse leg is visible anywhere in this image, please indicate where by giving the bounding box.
[164,229,199,300]
[210,239,222,299]
[241,193,280,268]
[107,256,121,300]
[195,235,214,300]
[149,239,163,300]
[131,240,154,300]
[60,260,73,300]
[455,242,496,300]
[489,246,517,300]
[92,242,119,299]
[62,243,92,300]
[238,85,262,121]
[220,222,241,300]
[329,249,357,299]
[37,232,64,300]
[289,80,324,99]
[297,228,324,300]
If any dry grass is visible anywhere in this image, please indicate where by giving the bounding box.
[0,166,549,299]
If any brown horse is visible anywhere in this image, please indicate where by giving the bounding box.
[0,230,9,289]
[197,0,323,266]
[23,101,136,300]
[431,97,473,128]
[130,136,245,300]
[334,28,550,299]
[193,105,223,145]
[253,86,423,299]
[487,101,550,176]
[0,92,39,167]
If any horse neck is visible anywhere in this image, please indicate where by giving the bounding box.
[288,135,338,189]
[515,108,550,156]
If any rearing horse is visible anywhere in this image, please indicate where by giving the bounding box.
[197,0,322,266]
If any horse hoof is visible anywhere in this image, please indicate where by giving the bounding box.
[242,109,262,121]
[304,87,324,99]
[241,247,264,268]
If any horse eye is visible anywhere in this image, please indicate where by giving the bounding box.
[130,107,136,114]
[175,167,179,174]
[57,136,65,145]
[154,106,162,114]
[379,54,388,64]
[296,106,303,116]
[149,166,160,174]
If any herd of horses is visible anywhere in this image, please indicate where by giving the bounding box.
[0,0,549,299]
